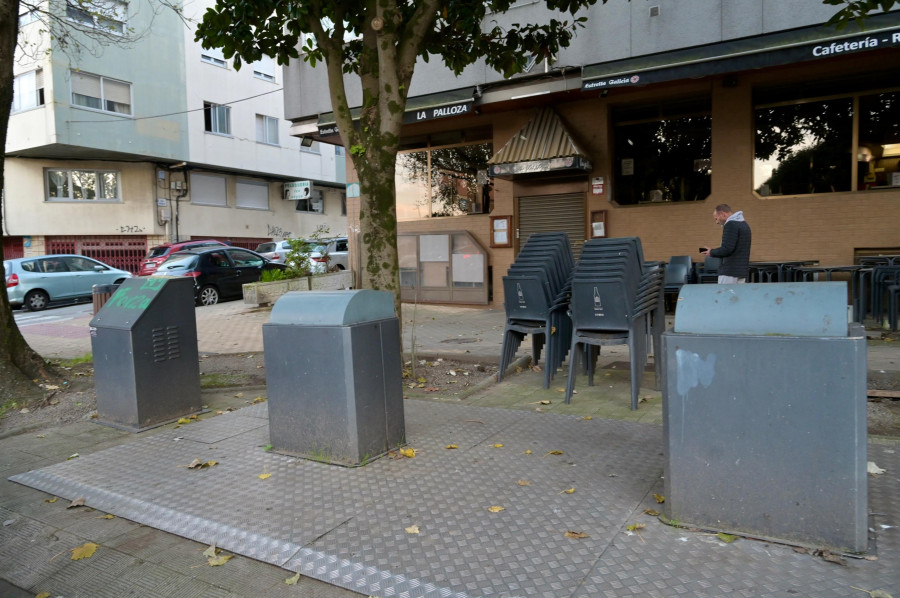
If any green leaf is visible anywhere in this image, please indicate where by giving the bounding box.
[716,533,739,543]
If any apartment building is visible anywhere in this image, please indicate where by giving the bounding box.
[4,0,346,272]
[284,1,900,306]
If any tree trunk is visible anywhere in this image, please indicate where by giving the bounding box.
[0,0,60,401]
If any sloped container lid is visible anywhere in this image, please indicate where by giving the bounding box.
[268,290,395,326]
[674,282,850,337]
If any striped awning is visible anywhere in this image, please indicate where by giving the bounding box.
[487,107,592,179]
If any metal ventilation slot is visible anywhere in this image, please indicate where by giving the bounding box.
[152,326,181,362]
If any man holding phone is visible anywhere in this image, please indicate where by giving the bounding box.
[700,204,752,284]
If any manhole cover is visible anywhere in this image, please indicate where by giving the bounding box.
[440,338,480,344]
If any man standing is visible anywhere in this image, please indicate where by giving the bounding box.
[701,204,752,283]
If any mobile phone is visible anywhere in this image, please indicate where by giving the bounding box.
[699,247,706,253]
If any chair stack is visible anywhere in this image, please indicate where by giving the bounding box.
[664,255,692,311]
[498,233,574,388]
[696,256,721,283]
[565,237,664,410]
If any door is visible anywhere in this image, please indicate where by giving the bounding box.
[35,256,75,300]
[62,256,115,299]
[517,193,586,259]
[225,248,266,297]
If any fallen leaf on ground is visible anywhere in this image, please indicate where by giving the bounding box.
[36,593,51,598]
[555,387,565,392]
[488,506,505,513]
[643,508,660,516]
[258,473,272,480]
[539,400,551,405]
[203,544,219,557]
[208,554,232,566]
[867,462,886,475]
[285,572,301,585]
[524,450,532,455]
[186,459,218,469]
[716,533,738,543]
[565,531,589,539]
[71,542,99,560]
[67,497,85,509]
[493,444,504,448]
[234,392,244,398]
[416,377,427,384]
[67,453,79,460]
[445,444,458,450]
[850,587,892,598]
[626,523,646,532]
[252,396,266,403]
[817,550,846,566]
[653,493,666,503]
[399,448,416,458]
[517,480,531,486]
[424,387,441,392]
[405,525,420,534]
[176,418,192,425]
[560,488,575,494]
[44,497,58,504]
[100,514,115,520]
[582,416,592,420]
[546,450,564,456]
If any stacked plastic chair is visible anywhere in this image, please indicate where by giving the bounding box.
[498,232,574,388]
[565,237,665,410]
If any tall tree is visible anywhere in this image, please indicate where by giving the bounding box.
[1,0,176,399]
[196,0,601,308]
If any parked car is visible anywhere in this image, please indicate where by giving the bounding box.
[154,246,286,306]
[138,239,227,276]
[4,255,132,311]
[254,240,293,264]
[309,237,349,273]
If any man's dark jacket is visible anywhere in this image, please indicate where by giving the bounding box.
[710,212,751,278]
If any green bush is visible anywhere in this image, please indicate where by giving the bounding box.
[260,268,287,282]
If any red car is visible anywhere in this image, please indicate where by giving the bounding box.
[138,239,227,276]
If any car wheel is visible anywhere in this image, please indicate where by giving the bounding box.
[24,290,50,312]
[197,285,220,306]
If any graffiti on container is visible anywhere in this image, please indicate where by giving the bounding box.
[105,278,166,311]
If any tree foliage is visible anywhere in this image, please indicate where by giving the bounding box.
[823,0,898,28]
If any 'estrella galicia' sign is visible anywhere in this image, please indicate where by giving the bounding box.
[402,101,473,124]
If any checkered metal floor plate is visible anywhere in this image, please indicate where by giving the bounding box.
[10,402,900,597]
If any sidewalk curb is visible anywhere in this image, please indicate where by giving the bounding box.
[456,355,532,401]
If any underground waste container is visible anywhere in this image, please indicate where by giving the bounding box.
[90,276,201,431]
[662,282,867,553]
[263,290,405,466]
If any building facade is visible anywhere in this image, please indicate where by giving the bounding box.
[4,0,346,273]
[283,1,900,306]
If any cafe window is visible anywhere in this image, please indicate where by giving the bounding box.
[754,88,900,195]
[395,141,492,221]
[612,98,711,205]
[397,231,488,304]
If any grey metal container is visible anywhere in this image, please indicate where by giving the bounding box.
[263,290,405,466]
[662,283,868,553]
[89,276,201,431]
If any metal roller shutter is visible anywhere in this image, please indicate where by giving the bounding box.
[517,193,586,258]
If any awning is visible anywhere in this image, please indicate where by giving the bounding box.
[487,107,592,180]
[317,88,474,137]
[582,11,900,91]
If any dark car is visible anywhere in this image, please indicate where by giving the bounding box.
[138,239,228,276]
[154,246,286,306]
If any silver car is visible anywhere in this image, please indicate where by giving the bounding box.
[4,254,132,311]
[309,237,349,273]
[253,240,293,264]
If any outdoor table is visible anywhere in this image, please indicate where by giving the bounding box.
[859,255,900,267]
[749,260,819,283]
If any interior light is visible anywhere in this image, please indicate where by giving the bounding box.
[882,143,900,157]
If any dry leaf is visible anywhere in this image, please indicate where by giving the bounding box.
[653,493,666,504]
[258,473,272,480]
[202,544,219,558]
[285,572,301,585]
[517,480,531,486]
[582,416,592,420]
[561,488,575,494]
[626,523,646,532]
[524,450,532,455]
[546,450,564,456]
[399,448,416,458]
[252,396,266,404]
[565,531,589,539]
[849,589,892,598]
[101,514,115,520]
[487,506,505,513]
[67,453,79,460]
[208,554,232,566]
[234,392,244,398]
[716,533,738,543]
[36,593,51,598]
[405,525,420,534]
[187,459,218,469]
[44,497,58,504]
[176,418,192,425]
[539,400,551,405]
[445,444,458,450]
[67,497,85,509]
[416,377,427,383]
[643,508,660,516]
[493,443,504,448]
[555,387,566,392]
[71,542,99,560]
